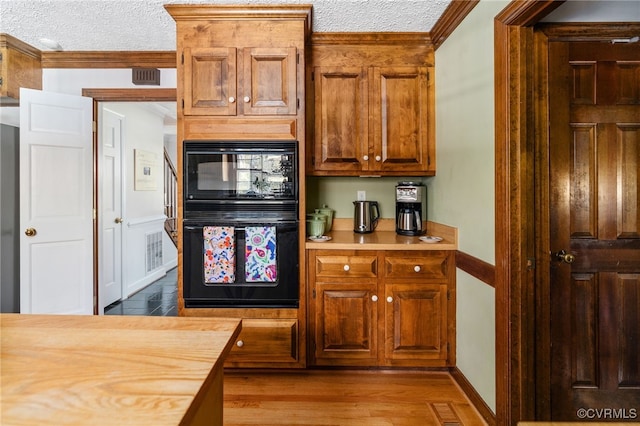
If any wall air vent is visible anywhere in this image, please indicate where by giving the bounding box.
[145,231,163,273]
[132,68,160,85]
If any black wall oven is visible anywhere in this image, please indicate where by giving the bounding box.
[182,140,299,308]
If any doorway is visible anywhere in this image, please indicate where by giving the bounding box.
[83,88,177,312]
[537,30,640,420]
[494,4,640,423]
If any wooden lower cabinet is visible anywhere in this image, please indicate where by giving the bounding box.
[225,318,300,368]
[308,249,454,367]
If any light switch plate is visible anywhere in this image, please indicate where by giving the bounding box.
[357,190,366,201]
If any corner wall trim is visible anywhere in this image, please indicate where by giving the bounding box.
[455,250,495,288]
[450,366,496,426]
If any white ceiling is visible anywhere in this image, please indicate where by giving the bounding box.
[0,0,452,52]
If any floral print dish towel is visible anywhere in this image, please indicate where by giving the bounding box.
[204,226,235,283]
[245,226,277,282]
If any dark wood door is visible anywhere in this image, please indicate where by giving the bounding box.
[549,40,640,420]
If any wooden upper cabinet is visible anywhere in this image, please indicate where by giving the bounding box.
[166,4,310,123]
[183,46,297,116]
[308,33,435,176]
[0,34,42,106]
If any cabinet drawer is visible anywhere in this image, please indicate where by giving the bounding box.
[314,252,378,280]
[383,251,451,281]
[226,319,298,364]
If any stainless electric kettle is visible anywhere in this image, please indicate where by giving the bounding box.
[353,201,380,233]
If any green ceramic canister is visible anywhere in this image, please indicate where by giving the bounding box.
[315,204,334,232]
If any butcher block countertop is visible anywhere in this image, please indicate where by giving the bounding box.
[305,219,457,250]
[0,314,241,426]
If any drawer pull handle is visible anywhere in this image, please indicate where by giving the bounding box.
[371,295,378,302]
[414,265,421,272]
[386,296,393,303]
[236,340,244,348]
[343,264,350,271]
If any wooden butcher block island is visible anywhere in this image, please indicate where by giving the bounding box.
[0,314,241,426]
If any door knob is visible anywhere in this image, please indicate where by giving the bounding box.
[114,217,123,224]
[554,249,575,264]
[25,227,37,237]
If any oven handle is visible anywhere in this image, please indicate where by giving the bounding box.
[184,223,298,232]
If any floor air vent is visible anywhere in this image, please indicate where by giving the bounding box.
[146,231,163,273]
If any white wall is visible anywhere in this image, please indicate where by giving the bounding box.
[103,102,177,296]
[43,68,177,95]
[433,0,507,413]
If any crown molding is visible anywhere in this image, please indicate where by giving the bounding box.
[41,51,176,69]
[430,0,479,50]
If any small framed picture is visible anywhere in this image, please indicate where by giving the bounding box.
[134,149,158,191]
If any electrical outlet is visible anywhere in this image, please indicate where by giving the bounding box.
[357,190,366,201]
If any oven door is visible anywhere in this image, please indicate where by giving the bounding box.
[183,220,299,308]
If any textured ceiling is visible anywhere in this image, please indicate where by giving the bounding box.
[0,0,452,51]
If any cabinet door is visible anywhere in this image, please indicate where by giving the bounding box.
[372,67,430,173]
[312,283,378,365]
[312,67,369,173]
[183,47,237,116]
[383,283,448,365]
[242,47,297,115]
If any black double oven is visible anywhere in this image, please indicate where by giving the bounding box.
[182,141,299,308]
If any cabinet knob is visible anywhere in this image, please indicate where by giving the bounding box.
[386,296,393,303]
[363,155,369,161]
[243,96,251,103]
[236,340,244,348]
[375,155,381,162]
[371,295,378,302]
[414,265,421,273]
[229,96,235,103]
[343,264,350,271]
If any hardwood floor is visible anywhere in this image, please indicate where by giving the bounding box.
[224,370,487,425]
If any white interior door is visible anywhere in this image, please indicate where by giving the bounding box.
[19,88,94,314]
[99,107,124,310]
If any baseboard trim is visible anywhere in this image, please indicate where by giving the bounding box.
[450,366,496,426]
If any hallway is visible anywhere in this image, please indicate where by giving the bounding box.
[104,268,178,316]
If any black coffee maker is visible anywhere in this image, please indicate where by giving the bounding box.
[395,182,426,236]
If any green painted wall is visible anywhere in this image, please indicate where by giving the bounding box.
[432,0,509,413]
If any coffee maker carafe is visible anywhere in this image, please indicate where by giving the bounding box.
[395,182,426,236]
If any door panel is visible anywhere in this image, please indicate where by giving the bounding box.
[373,67,429,172]
[243,47,297,115]
[100,107,124,308]
[19,88,93,314]
[549,41,640,420]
